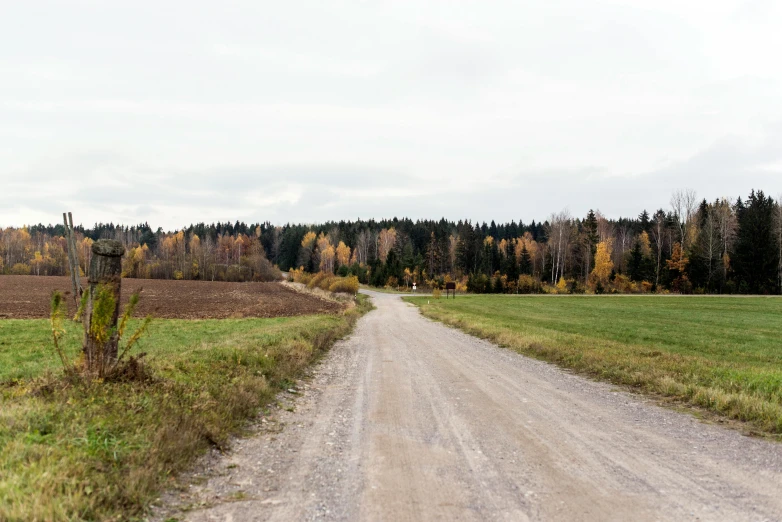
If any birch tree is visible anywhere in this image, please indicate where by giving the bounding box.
[546,210,573,284]
[377,228,397,264]
[355,230,371,265]
[699,205,720,289]
[335,241,351,268]
[650,210,666,287]
[670,189,697,250]
[714,198,736,283]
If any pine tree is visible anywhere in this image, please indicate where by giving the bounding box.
[637,210,650,233]
[584,209,599,272]
[519,244,532,275]
[503,240,519,283]
[733,190,779,294]
[628,240,644,281]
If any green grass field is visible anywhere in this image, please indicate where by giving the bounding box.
[405,295,782,436]
[0,297,369,521]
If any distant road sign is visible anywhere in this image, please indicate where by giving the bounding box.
[445,282,456,299]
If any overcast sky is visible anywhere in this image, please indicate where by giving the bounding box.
[2,1,781,230]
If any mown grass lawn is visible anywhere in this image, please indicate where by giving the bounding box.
[0,297,369,521]
[405,295,782,436]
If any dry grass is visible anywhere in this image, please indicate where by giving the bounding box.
[0,295,372,521]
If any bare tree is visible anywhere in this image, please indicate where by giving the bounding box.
[670,189,697,249]
[355,229,371,265]
[547,210,573,284]
[327,226,341,247]
[713,198,736,283]
[203,235,216,281]
[700,204,720,290]
[650,210,667,287]
[615,224,632,272]
[596,211,615,243]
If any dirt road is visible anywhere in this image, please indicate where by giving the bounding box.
[159,290,782,521]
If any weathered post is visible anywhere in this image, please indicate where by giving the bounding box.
[82,239,125,373]
[63,212,81,304]
[67,212,82,293]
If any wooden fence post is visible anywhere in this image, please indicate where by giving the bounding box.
[63,212,82,304]
[82,239,125,373]
[67,212,82,291]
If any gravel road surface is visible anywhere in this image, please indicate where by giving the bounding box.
[156,290,782,521]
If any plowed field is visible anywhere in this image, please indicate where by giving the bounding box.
[0,276,344,319]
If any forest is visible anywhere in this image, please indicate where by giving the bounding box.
[2,189,781,295]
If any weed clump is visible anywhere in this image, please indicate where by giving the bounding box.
[51,287,152,380]
[289,268,359,295]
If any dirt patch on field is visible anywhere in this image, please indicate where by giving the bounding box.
[0,276,345,319]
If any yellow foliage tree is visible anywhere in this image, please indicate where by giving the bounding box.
[638,231,652,257]
[666,242,688,273]
[30,251,45,275]
[301,231,317,250]
[589,239,614,290]
[666,242,691,293]
[377,228,397,263]
[316,232,331,254]
[319,245,336,273]
[79,237,94,275]
[335,241,351,267]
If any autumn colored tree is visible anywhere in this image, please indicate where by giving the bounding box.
[79,237,94,275]
[3,189,780,293]
[298,231,317,272]
[377,228,397,264]
[589,239,614,291]
[319,244,336,273]
[666,242,690,293]
[335,241,351,268]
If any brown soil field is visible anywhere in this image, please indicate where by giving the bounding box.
[0,276,344,319]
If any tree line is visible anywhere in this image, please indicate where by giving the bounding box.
[2,189,781,294]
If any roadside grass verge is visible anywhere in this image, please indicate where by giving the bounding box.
[0,295,371,521]
[405,295,782,437]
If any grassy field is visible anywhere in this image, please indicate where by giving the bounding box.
[0,296,370,521]
[405,295,782,436]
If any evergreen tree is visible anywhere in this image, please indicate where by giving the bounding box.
[584,209,599,262]
[503,240,519,283]
[637,210,650,233]
[519,244,532,275]
[733,190,779,294]
[384,249,403,284]
[628,240,644,282]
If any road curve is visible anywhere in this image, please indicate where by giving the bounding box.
[163,290,782,521]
